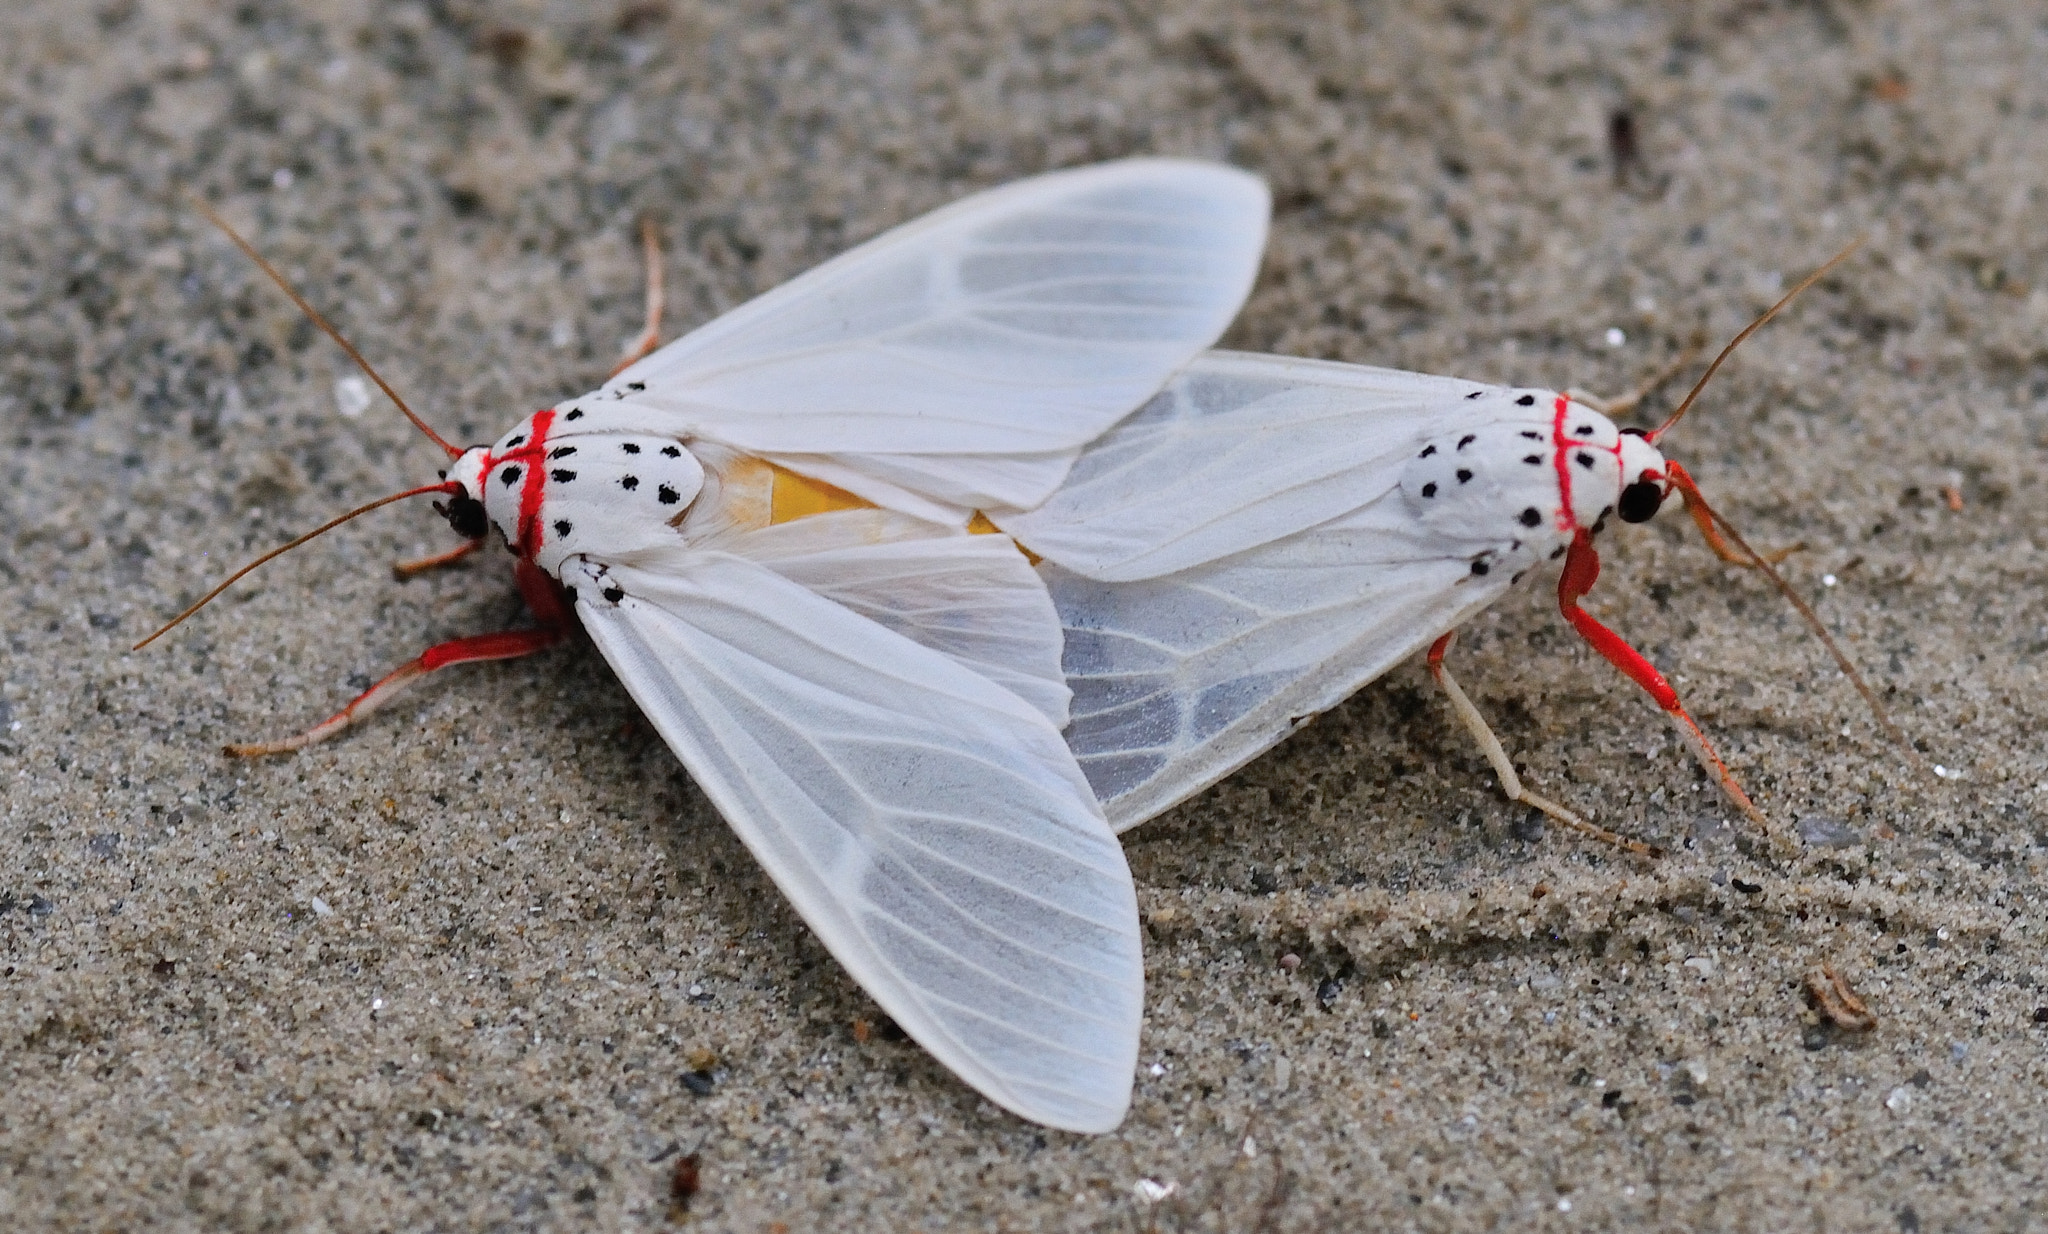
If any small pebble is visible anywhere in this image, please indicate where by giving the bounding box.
[1796,814,1862,849]
[334,375,371,417]
[1278,952,1301,972]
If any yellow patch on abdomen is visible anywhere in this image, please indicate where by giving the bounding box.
[769,465,874,524]
[764,464,1040,561]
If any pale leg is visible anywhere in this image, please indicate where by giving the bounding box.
[1427,631,1661,858]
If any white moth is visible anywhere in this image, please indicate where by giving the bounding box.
[999,258,1882,848]
[159,160,1272,1133]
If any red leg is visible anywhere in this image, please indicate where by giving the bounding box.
[228,561,572,757]
[1556,531,1771,831]
[393,537,483,579]
[1427,631,1659,857]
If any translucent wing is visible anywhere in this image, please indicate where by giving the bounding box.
[996,350,1491,581]
[722,511,1071,728]
[1014,350,1528,829]
[563,553,1141,1132]
[568,160,1270,517]
[1050,500,1517,830]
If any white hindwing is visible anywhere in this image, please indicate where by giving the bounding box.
[563,553,1142,1133]
[1019,351,1553,830]
[718,512,1073,729]
[1050,504,1513,830]
[565,160,1271,520]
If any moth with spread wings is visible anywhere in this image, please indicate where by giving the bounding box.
[162,160,1271,1133]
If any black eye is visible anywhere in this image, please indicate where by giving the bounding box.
[437,494,489,540]
[1618,480,1664,523]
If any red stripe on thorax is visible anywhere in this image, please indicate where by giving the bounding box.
[1549,394,1576,534]
[510,409,556,560]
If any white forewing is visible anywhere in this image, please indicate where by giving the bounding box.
[1050,499,1516,830]
[563,553,1141,1132]
[574,159,1270,518]
[997,351,1490,581]
[718,512,1072,728]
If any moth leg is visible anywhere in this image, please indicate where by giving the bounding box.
[229,560,570,756]
[225,627,565,756]
[1567,339,1702,418]
[1428,632,1660,857]
[1667,460,1802,565]
[393,537,484,579]
[1555,531,1778,838]
[606,215,667,379]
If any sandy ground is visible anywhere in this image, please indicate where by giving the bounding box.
[6,1,2048,1229]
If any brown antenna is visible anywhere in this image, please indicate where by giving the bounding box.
[1649,238,1862,443]
[134,481,459,651]
[189,195,462,460]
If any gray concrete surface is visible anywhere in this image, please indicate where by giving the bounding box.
[5,1,2047,1229]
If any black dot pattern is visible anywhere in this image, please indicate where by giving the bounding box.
[1520,508,1542,527]
[621,442,641,454]
[553,519,572,537]
[499,466,522,487]
[549,445,577,459]
[551,469,577,483]
[602,585,623,603]
[621,475,640,491]
[657,484,682,505]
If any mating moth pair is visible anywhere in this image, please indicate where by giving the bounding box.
[150,161,1880,1132]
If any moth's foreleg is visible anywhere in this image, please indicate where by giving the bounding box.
[1554,531,1778,841]
[392,537,484,579]
[1427,631,1660,858]
[224,626,566,757]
